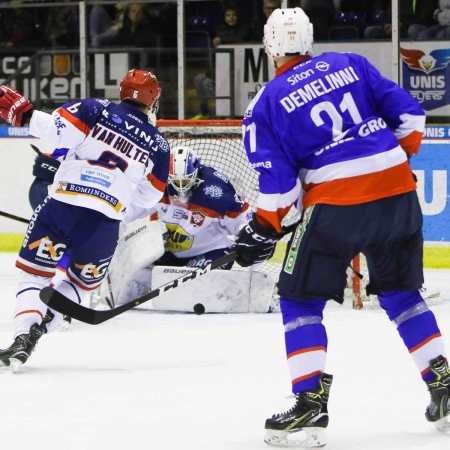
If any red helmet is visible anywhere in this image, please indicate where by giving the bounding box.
[119,69,161,109]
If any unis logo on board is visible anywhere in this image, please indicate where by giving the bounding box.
[400,47,450,111]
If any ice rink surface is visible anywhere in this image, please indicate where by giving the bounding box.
[0,253,449,450]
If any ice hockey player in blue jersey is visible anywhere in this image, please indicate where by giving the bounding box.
[234,7,450,447]
[0,69,170,370]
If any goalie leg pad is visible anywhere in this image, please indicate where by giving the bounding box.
[150,267,275,313]
[93,218,165,308]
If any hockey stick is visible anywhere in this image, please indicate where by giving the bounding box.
[0,210,29,224]
[104,270,115,309]
[30,144,41,154]
[39,251,238,325]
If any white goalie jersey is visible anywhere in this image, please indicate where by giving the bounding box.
[144,165,253,258]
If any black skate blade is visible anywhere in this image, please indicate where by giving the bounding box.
[264,428,327,448]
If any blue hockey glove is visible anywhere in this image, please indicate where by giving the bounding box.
[32,153,61,183]
[235,217,284,267]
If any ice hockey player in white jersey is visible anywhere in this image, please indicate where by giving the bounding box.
[0,69,170,370]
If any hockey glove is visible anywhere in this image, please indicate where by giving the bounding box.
[235,217,284,267]
[32,153,61,183]
[0,85,34,127]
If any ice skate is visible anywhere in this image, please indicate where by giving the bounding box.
[264,374,332,448]
[0,311,53,371]
[425,355,450,432]
[56,315,72,332]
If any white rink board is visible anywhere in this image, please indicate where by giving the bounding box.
[0,137,54,233]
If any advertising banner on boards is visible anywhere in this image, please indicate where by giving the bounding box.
[400,43,450,116]
[0,52,128,106]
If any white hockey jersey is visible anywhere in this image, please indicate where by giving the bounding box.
[29,99,170,221]
[152,166,252,258]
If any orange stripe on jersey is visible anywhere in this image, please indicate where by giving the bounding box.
[287,346,327,359]
[398,130,423,157]
[15,310,44,320]
[158,195,170,205]
[303,161,416,210]
[57,108,91,135]
[256,204,292,233]
[66,270,101,291]
[147,173,166,192]
[15,260,54,278]
[409,333,442,354]
[226,203,249,218]
[292,370,323,386]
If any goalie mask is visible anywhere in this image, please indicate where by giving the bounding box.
[264,8,313,68]
[168,146,202,201]
[120,69,161,125]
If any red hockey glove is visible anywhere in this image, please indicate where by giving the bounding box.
[235,217,284,267]
[0,85,34,127]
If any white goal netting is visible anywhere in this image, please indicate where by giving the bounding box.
[158,120,298,287]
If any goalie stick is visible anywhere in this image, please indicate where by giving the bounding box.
[39,251,238,325]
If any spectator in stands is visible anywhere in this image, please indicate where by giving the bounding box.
[116,3,159,48]
[115,3,161,69]
[212,4,251,47]
[45,1,79,48]
[410,0,450,39]
[250,0,282,43]
[89,2,126,47]
[298,0,336,41]
[191,5,250,120]
[364,0,436,40]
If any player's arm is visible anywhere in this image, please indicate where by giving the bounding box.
[0,85,34,127]
[219,192,252,235]
[32,152,61,183]
[124,132,170,225]
[360,55,426,157]
[236,92,299,267]
[242,91,301,233]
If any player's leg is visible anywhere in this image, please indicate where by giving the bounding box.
[365,191,449,431]
[50,206,120,311]
[265,204,360,446]
[0,198,68,369]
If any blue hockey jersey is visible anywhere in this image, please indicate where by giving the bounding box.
[243,52,425,232]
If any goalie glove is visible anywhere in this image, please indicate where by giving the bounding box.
[32,153,61,183]
[0,85,34,127]
[235,217,284,267]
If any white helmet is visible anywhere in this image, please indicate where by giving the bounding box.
[264,8,313,68]
[168,146,202,201]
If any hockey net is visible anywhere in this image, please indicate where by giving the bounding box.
[158,119,300,308]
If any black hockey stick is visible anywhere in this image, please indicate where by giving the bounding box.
[30,144,42,154]
[39,251,238,325]
[0,210,29,224]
